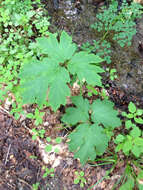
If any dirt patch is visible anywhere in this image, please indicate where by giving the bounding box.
[0,107,124,190]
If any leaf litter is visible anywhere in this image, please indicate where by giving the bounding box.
[0,90,124,190]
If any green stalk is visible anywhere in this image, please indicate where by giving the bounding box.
[87,159,117,190]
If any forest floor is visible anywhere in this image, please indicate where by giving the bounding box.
[0,84,141,190]
[0,1,143,190]
[0,104,121,190]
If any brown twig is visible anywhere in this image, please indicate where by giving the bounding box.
[4,144,12,165]
[0,105,10,114]
[0,105,18,124]
[18,178,33,189]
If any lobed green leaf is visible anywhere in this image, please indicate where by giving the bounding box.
[91,99,121,128]
[62,96,90,125]
[68,123,109,165]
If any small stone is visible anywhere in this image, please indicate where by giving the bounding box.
[4,98,12,110]
[66,158,73,166]
[43,121,49,127]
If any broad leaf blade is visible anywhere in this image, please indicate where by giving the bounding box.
[68,123,109,165]
[37,31,76,63]
[68,52,104,87]
[91,99,121,128]
[20,76,49,105]
[19,58,53,105]
[59,31,77,60]
[134,117,143,124]
[130,127,141,138]
[132,146,142,157]
[128,102,136,113]
[36,33,59,56]
[69,51,103,64]
[62,96,90,125]
[48,66,70,110]
[19,58,70,110]
[49,79,70,111]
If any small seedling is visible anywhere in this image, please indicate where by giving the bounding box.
[32,128,45,140]
[115,102,143,157]
[29,155,38,159]
[122,102,143,126]
[10,101,24,120]
[86,85,99,97]
[45,136,62,153]
[27,108,45,126]
[32,182,40,190]
[86,85,108,99]
[106,68,118,81]
[114,126,143,157]
[42,166,54,178]
[74,171,87,187]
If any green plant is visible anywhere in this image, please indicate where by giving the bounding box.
[86,85,109,99]
[113,101,143,189]
[86,85,99,97]
[32,128,46,140]
[0,29,31,102]
[42,166,55,178]
[88,154,118,190]
[62,95,121,165]
[114,126,143,157]
[81,0,143,66]
[106,68,118,81]
[18,31,104,111]
[115,102,143,157]
[29,155,38,159]
[119,166,135,190]
[122,102,143,126]
[74,171,87,187]
[81,40,112,64]
[9,101,24,120]
[31,130,62,153]
[45,136,62,153]
[27,108,45,126]
[31,128,62,153]
[1,0,135,188]
[32,182,40,190]
[137,169,143,190]
[91,0,142,47]
[0,0,50,119]
[33,11,50,36]
[116,164,143,190]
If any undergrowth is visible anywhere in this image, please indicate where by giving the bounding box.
[0,0,143,189]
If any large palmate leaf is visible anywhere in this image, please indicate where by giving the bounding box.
[68,51,104,87]
[19,58,70,111]
[19,31,104,111]
[68,123,109,165]
[62,96,90,125]
[62,96,121,164]
[37,31,104,87]
[36,31,77,62]
[91,99,121,128]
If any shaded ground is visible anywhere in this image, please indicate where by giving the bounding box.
[0,1,143,190]
[0,104,125,190]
